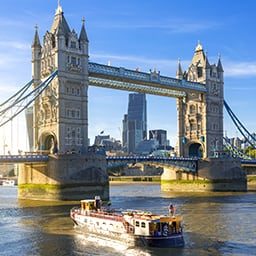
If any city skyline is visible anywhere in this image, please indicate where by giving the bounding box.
[0,0,256,153]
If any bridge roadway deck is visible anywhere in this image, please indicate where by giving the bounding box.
[0,154,197,165]
[1,154,255,168]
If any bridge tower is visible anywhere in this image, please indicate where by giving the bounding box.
[176,43,224,158]
[19,3,109,201]
[32,4,89,153]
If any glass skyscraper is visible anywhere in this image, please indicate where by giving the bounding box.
[122,93,147,153]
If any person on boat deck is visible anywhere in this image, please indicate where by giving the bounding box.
[94,196,102,211]
[169,204,176,216]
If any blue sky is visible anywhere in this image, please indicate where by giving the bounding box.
[0,0,256,153]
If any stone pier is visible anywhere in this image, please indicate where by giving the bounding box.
[161,157,247,192]
[18,153,109,201]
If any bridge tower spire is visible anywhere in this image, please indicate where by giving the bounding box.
[31,25,41,86]
[176,59,183,79]
[177,42,224,158]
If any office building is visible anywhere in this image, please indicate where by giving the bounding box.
[149,129,167,147]
[122,93,147,153]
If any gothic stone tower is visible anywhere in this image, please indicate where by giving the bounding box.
[32,4,89,153]
[19,4,109,200]
[176,43,224,158]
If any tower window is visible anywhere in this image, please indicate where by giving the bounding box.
[197,67,203,78]
[71,56,76,65]
[190,105,196,114]
[191,123,197,130]
[71,41,76,49]
[52,38,56,48]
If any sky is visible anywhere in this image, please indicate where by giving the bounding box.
[0,0,256,153]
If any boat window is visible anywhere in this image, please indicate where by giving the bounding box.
[141,222,146,228]
[135,221,139,227]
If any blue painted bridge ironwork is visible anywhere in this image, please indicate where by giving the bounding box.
[1,153,256,173]
[0,154,48,163]
[106,155,199,172]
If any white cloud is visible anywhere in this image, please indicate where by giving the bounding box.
[224,61,256,77]
[93,19,219,33]
[0,18,29,29]
[0,41,30,50]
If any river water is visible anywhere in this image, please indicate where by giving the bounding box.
[0,184,256,256]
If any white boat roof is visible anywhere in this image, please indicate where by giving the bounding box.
[80,199,95,203]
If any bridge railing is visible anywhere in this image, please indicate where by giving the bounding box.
[0,154,49,163]
[24,150,50,155]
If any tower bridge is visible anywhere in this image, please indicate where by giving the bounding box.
[0,3,250,199]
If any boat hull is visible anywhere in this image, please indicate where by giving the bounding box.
[72,216,184,248]
[139,235,184,248]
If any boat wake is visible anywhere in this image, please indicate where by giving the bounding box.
[74,232,151,256]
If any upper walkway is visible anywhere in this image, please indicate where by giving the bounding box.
[88,62,206,98]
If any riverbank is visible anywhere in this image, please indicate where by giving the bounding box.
[109,175,160,183]
[109,175,256,190]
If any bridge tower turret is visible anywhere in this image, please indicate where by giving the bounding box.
[33,3,89,154]
[31,26,42,151]
[177,42,224,158]
[31,26,42,86]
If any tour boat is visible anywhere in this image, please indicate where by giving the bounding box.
[2,179,15,186]
[70,197,184,248]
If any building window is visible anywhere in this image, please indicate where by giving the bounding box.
[191,122,197,131]
[212,123,218,130]
[67,56,70,63]
[197,67,203,78]
[71,41,76,49]
[65,127,71,145]
[135,221,139,227]
[71,56,76,65]
[141,222,146,228]
[77,88,80,95]
[78,58,80,65]
[71,88,75,94]
[190,105,196,114]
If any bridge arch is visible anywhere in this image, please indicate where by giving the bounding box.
[186,141,204,158]
[38,132,58,153]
